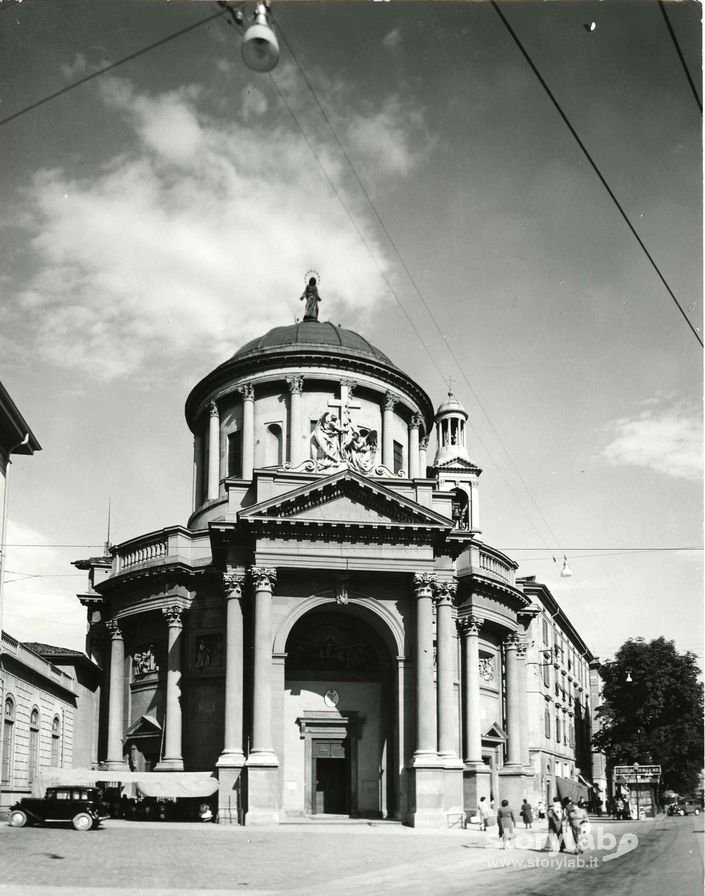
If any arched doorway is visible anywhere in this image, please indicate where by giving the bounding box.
[282,607,396,819]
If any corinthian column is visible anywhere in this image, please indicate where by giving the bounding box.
[238,384,255,480]
[383,392,398,470]
[435,581,458,760]
[503,633,522,768]
[207,401,220,501]
[419,436,429,478]
[156,605,184,770]
[459,614,484,766]
[413,572,437,763]
[409,414,422,479]
[247,567,278,763]
[286,376,304,466]
[218,574,246,767]
[105,619,127,769]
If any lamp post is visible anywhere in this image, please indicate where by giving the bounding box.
[633,762,640,820]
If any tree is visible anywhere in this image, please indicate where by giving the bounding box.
[593,637,704,794]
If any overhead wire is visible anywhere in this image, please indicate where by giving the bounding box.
[658,0,702,114]
[491,0,702,349]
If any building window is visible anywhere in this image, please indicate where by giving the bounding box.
[51,716,61,768]
[543,661,550,688]
[544,707,551,740]
[542,617,549,645]
[29,707,40,783]
[2,696,15,784]
[393,440,403,474]
[227,431,242,477]
[555,714,561,744]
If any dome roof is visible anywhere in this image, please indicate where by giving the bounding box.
[231,321,397,368]
[436,391,468,418]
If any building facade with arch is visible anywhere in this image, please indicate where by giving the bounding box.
[77,305,598,827]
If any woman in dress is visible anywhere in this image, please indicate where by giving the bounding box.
[497,799,516,849]
[520,799,534,829]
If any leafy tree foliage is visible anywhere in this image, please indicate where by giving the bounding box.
[593,637,704,794]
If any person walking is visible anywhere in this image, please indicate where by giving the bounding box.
[497,799,516,849]
[565,799,588,854]
[520,799,534,829]
[546,796,565,852]
[478,796,491,832]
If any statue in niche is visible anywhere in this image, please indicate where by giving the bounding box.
[300,274,322,321]
[194,634,223,670]
[133,644,158,677]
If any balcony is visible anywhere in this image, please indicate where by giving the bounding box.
[112,526,209,577]
[459,542,517,585]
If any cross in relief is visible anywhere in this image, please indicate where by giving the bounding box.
[327,380,361,422]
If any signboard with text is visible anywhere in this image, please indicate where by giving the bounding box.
[613,765,661,779]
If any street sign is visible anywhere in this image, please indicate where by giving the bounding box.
[613,765,661,778]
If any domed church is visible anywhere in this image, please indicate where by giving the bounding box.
[78,284,540,827]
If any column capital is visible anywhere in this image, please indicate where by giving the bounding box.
[237,383,255,402]
[163,605,184,628]
[340,377,358,397]
[286,375,304,394]
[250,566,277,592]
[106,618,123,639]
[222,573,246,600]
[504,631,521,650]
[208,400,219,418]
[384,391,399,411]
[516,639,529,660]
[433,581,457,605]
[409,412,424,431]
[457,613,483,636]
[413,572,437,597]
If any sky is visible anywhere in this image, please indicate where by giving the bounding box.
[0,0,702,673]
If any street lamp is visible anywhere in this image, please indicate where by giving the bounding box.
[218,1,280,73]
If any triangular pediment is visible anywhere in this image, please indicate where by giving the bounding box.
[483,721,507,742]
[238,469,454,532]
[124,714,161,739]
[435,456,482,474]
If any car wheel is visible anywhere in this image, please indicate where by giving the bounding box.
[72,812,93,832]
[694,809,700,816]
[8,809,28,828]
[679,809,685,816]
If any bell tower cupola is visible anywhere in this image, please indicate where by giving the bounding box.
[432,389,481,534]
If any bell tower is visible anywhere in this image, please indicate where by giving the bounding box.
[432,390,482,533]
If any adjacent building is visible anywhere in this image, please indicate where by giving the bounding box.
[72,297,603,827]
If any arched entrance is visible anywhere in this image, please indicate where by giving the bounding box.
[282,607,396,819]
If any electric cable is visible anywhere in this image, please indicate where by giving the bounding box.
[492,0,702,349]
[658,0,702,114]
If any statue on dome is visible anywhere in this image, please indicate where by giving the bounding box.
[300,273,322,321]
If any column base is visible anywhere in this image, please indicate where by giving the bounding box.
[244,763,280,825]
[498,767,534,807]
[216,765,245,825]
[101,760,129,771]
[408,764,446,828]
[154,758,184,772]
[411,751,442,768]
[462,764,491,821]
[216,750,246,768]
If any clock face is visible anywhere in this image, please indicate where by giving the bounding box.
[324,689,340,707]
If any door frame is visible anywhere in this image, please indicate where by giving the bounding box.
[296,711,364,817]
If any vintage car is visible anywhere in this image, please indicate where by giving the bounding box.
[8,786,110,831]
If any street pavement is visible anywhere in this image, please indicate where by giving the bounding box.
[0,814,702,895]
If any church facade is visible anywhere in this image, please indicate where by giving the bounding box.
[77,300,595,827]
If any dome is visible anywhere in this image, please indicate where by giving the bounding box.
[231,321,397,368]
[435,391,468,419]
[185,318,435,429]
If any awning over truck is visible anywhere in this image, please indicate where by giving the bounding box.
[36,768,219,798]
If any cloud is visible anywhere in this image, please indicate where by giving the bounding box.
[8,74,433,381]
[60,52,87,80]
[344,96,432,177]
[600,400,703,480]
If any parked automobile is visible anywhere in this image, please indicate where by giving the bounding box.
[8,786,110,831]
